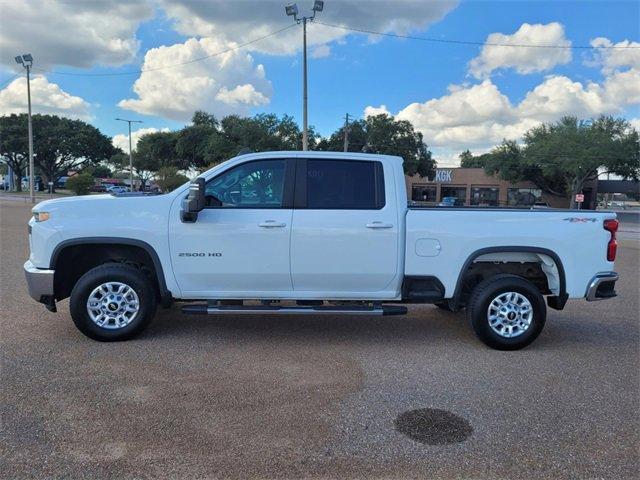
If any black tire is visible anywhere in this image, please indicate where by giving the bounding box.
[69,264,157,341]
[467,275,546,350]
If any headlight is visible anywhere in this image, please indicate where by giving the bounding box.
[33,212,50,222]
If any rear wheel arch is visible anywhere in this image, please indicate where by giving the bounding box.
[451,246,567,310]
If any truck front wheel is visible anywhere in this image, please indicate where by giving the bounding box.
[467,275,546,350]
[69,264,157,341]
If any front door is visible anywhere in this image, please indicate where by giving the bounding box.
[290,158,400,296]
[170,159,295,297]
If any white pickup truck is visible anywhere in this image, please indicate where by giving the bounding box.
[24,152,620,350]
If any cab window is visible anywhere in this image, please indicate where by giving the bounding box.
[205,160,286,208]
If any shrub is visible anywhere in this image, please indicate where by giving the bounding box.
[66,173,95,195]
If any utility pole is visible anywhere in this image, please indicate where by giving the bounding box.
[343,113,350,152]
[115,118,143,190]
[285,1,324,151]
[15,54,35,203]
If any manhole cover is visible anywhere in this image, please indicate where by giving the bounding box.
[395,408,473,445]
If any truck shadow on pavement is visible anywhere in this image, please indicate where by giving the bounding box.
[135,303,639,351]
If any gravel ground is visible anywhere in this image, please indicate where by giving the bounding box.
[1,199,638,479]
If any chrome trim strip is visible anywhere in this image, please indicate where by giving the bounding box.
[585,272,619,301]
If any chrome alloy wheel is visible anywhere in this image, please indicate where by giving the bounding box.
[86,282,140,329]
[487,291,533,338]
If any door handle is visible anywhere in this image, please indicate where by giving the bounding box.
[258,220,287,228]
[366,222,393,229]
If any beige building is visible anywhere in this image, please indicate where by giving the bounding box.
[405,168,586,208]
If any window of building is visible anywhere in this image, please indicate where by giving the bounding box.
[440,186,467,206]
[306,159,385,209]
[205,159,286,208]
[411,184,437,203]
[508,188,542,206]
[470,186,499,206]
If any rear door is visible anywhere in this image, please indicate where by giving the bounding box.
[290,158,399,295]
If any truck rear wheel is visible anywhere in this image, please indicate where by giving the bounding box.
[69,264,157,341]
[467,275,546,350]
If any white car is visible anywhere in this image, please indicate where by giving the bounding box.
[106,186,131,194]
[24,152,619,350]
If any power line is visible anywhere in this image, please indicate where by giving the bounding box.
[315,21,640,49]
[0,72,22,88]
[32,24,297,78]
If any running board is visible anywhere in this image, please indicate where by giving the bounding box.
[181,304,407,316]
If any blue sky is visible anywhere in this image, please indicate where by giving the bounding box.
[1,1,638,166]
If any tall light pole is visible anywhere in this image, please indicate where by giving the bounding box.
[285,1,324,151]
[115,118,143,190]
[15,53,35,203]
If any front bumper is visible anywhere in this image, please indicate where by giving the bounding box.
[24,260,55,308]
[585,272,619,301]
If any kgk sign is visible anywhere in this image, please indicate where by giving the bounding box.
[435,170,452,182]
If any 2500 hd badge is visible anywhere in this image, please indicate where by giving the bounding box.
[178,252,223,257]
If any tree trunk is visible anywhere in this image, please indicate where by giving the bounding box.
[569,177,585,210]
[42,171,58,194]
[13,166,23,192]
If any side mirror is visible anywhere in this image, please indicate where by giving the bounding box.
[181,178,205,223]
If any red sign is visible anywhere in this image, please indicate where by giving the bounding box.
[575,193,585,203]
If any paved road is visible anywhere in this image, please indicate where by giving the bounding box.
[1,200,638,479]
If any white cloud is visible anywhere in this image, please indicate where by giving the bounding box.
[118,37,272,121]
[0,75,90,120]
[468,22,572,79]
[629,118,640,131]
[214,84,269,106]
[0,0,153,69]
[112,127,171,153]
[311,45,331,59]
[588,37,640,74]
[369,65,640,159]
[364,105,391,117]
[160,0,459,56]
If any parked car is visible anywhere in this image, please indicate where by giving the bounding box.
[106,186,131,194]
[438,196,464,207]
[532,202,550,209]
[89,184,108,193]
[24,152,619,350]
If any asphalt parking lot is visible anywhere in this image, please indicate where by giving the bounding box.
[1,199,638,479]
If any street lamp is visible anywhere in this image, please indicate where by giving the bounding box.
[115,118,143,190]
[15,53,35,203]
[285,1,324,151]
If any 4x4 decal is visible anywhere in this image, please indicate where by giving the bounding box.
[563,217,597,223]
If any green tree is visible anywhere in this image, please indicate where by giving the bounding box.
[1,114,116,191]
[485,116,639,208]
[66,173,95,195]
[192,110,219,128]
[156,166,188,192]
[86,164,112,178]
[176,112,219,171]
[203,113,312,167]
[136,131,183,170]
[459,149,492,168]
[317,114,436,177]
[0,114,30,191]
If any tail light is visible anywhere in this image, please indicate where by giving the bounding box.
[603,219,619,261]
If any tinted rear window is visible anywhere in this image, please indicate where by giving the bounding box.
[306,160,385,209]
